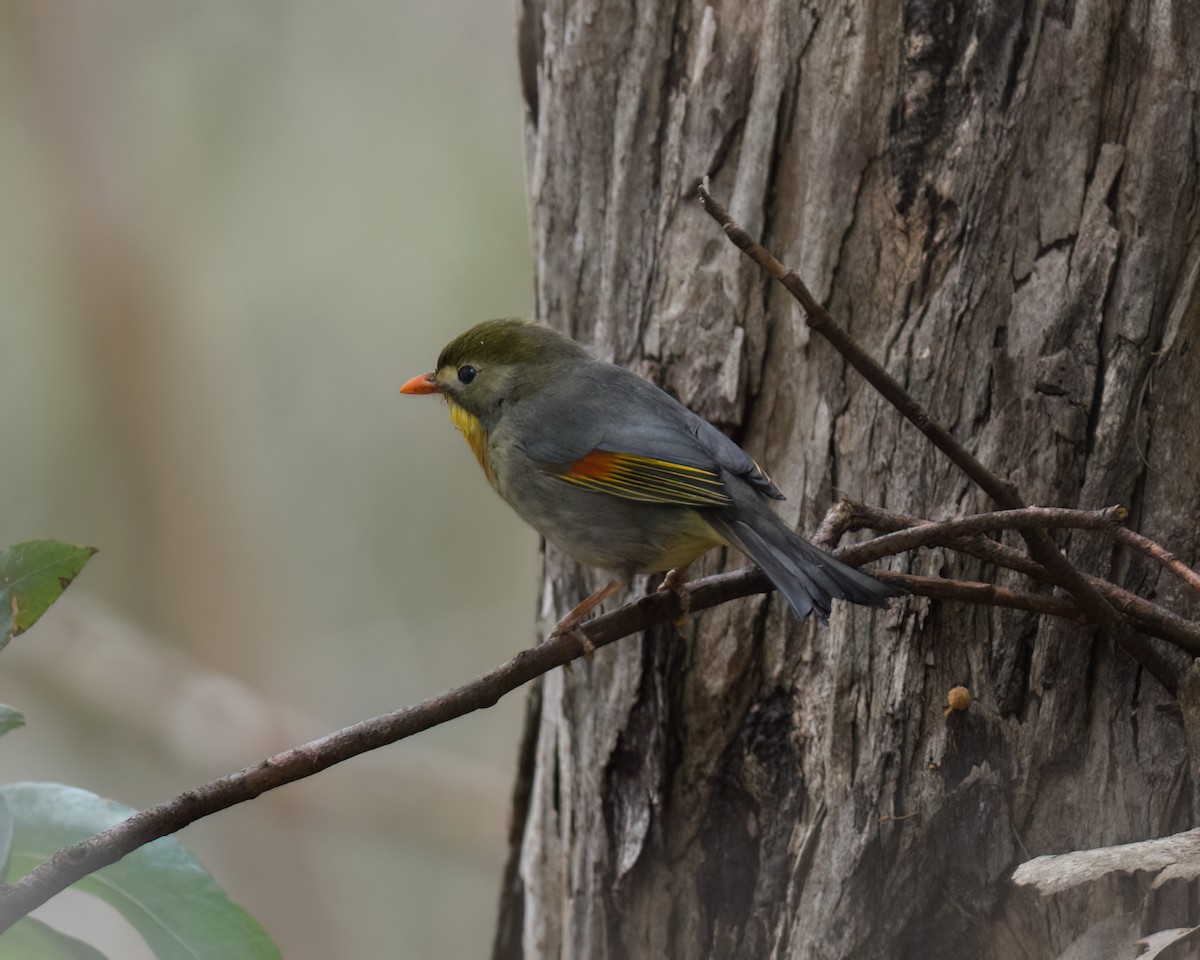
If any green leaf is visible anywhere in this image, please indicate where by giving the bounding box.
[0,795,12,874]
[1,784,279,960]
[0,542,97,650]
[0,917,109,959]
[0,706,25,739]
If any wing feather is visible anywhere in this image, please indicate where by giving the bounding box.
[515,360,785,503]
[555,450,731,506]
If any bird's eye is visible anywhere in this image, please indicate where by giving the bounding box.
[457,365,477,385]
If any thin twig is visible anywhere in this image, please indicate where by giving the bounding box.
[696,181,1021,510]
[842,506,1128,565]
[816,499,1051,578]
[878,572,1082,618]
[830,500,1200,600]
[1111,527,1200,594]
[820,501,1200,654]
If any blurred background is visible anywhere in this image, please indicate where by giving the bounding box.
[0,2,537,957]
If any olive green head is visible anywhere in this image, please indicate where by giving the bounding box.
[436,319,585,371]
[415,319,588,424]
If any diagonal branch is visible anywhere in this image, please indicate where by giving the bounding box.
[1111,527,1200,595]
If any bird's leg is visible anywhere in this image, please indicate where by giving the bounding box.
[551,579,625,656]
[656,566,694,626]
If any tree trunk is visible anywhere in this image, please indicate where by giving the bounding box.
[497,2,1200,957]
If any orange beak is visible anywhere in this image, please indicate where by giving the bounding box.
[400,373,440,395]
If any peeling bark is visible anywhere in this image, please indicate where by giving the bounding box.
[498,2,1200,957]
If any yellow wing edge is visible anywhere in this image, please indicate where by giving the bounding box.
[555,451,731,507]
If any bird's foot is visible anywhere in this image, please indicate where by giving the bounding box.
[548,580,624,657]
[566,628,596,660]
[550,612,597,662]
[656,568,694,627]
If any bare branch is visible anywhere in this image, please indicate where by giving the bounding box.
[831,501,1200,599]
[842,506,1129,564]
[823,502,1200,654]
[696,180,1180,692]
[1112,526,1200,595]
[879,572,1081,618]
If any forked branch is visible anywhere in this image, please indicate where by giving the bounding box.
[695,179,1186,689]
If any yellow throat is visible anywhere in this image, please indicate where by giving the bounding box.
[448,399,495,483]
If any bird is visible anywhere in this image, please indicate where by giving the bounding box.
[400,319,902,635]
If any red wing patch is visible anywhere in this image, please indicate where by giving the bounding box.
[556,450,730,506]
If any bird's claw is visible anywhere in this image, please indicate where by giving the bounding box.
[551,626,595,661]
[550,615,596,661]
[572,629,596,659]
[657,568,694,627]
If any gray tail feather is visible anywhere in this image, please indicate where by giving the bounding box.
[712,516,904,623]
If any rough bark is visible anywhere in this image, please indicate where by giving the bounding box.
[498,2,1200,958]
